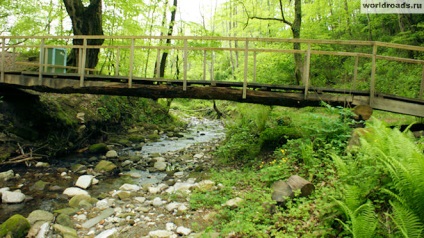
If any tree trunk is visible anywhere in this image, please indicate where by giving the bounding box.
[292,0,302,85]
[158,0,178,78]
[62,0,104,69]
[271,175,314,206]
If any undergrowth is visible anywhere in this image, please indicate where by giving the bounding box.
[191,103,424,237]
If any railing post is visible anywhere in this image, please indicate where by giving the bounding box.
[420,64,424,99]
[211,52,215,86]
[303,43,311,99]
[39,38,45,82]
[79,38,87,87]
[155,48,161,78]
[115,48,120,76]
[370,43,377,106]
[243,39,248,99]
[253,51,257,82]
[183,38,188,91]
[203,50,207,81]
[1,37,5,83]
[128,38,135,88]
[353,55,359,90]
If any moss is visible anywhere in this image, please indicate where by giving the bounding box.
[0,214,30,238]
[128,134,145,143]
[88,143,108,153]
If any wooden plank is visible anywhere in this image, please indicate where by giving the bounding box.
[371,97,424,117]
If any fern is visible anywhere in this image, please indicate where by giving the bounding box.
[334,199,378,238]
[389,201,424,238]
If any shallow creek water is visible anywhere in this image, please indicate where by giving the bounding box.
[0,117,225,223]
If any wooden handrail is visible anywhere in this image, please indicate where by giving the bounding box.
[1,35,424,108]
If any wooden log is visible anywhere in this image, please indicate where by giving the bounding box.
[271,180,294,204]
[286,175,315,197]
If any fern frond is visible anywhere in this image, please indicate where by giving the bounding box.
[389,201,424,238]
[333,199,377,238]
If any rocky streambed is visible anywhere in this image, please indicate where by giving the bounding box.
[0,117,232,238]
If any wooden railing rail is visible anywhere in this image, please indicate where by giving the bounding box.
[1,35,424,103]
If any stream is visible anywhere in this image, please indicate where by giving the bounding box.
[0,117,225,224]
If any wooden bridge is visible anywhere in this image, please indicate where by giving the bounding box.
[1,35,424,117]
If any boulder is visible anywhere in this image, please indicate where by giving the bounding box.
[27,210,54,225]
[2,190,26,203]
[94,160,117,174]
[63,187,89,197]
[119,183,141,192]
[148,230,176,238]
[75,175,94,189]
[154,161,167,171]
[88,143,109,153]
[0,170,14,181]
[69,194,96,208]
[105,150,118,158]
[0,214,30,238]
[223,197,243,208]
[53,224,78,238]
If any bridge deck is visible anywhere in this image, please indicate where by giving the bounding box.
[1,36,424,117]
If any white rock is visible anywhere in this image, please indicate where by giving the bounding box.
[2,190,26,203]
[154,161,167,171]
[173,172,184,178]
[0,187,10,194]
[105,150,118,158]
[134,197,146,203]
[166,222,177,231]
[148,230,176,238]
[119,183,140,191]
[63,187,89,197]
[96,199,111,210]
[0,170,14,181]
[176,226,192,236]
[95,228,118,238]
[92,178,99,185]
[152,197,164,207]
[75,175,94,189]
[223,197,244,208]
[35,162,50,168]
[165,202,181,212]
[193,153,204,159]
[166,182,194,194]
[154,157,166,162]
[178,204,188,212]
[36,222,50,238]
[121,160,133,167]
[75,214,87,222]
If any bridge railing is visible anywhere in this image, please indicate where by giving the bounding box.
[1,35,424,104]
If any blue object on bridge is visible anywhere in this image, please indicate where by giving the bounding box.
[47,48,67,73]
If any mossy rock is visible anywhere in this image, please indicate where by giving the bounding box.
[0,214,30,238]
[128,134,145,143]
[147,133,160,141]
[69,194,97,208]
[88,143,108,153]
[94,160,117,174]
[54,207,78,216]
[55,213,74,228]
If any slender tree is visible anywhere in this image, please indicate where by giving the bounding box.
[155,0,178,78]
[63,0,105,69]
[244,0,302,85]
